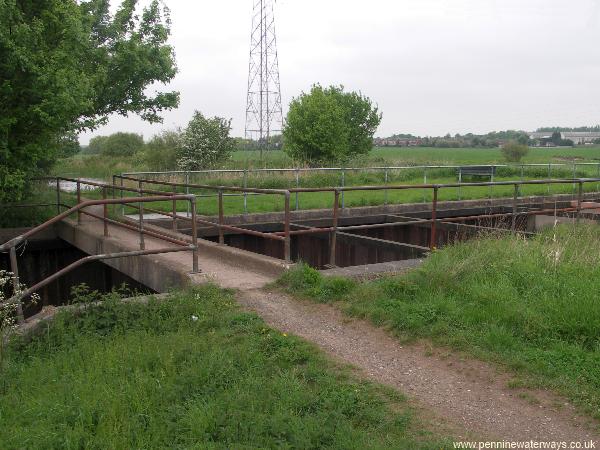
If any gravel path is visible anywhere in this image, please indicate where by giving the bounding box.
[237,288,600,443]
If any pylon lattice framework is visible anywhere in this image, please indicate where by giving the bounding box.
[245,0,283,146]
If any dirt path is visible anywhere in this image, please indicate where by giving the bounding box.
[237,288,599,443]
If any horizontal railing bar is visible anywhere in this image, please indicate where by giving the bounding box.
[0,195,195,252]
[4,246,193,306]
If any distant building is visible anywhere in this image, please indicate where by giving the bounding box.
[528,131,600,146]
[374,138,422,147]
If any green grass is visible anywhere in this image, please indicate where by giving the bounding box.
[0,286,447,449]
[53,146,600,181]
[276,224,600,420]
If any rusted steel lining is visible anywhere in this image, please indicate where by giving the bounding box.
[5,246,193,306]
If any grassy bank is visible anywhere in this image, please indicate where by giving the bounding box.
[276,224,600,419]
[0,286,447,449]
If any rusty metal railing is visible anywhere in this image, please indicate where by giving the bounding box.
[115,174,600,268]
[0,183,199,322]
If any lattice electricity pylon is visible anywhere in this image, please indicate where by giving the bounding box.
[245,0,283,152]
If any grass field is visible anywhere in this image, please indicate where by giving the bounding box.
[0,286,447,449]
[276,224,600,420]
[53,146,600,180]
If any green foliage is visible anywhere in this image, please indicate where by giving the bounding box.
[283,85,382,164]
[56,132,81,158]
[501,141,529,162]
[0,286,445,449]
[100,132,144,156]
[277,263,357,303]
[177,111,235,170]
[278,225,600,418]
[143,129,180,171]
[0,0,178,202]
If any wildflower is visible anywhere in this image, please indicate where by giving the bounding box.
[191,315,199,322]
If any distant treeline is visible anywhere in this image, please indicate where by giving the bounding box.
[378,130,530,148]
[537,126,600,132]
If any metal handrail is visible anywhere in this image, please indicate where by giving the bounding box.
[1,188,200,323]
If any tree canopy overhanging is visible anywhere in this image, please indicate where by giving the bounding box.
[0,0,179,202]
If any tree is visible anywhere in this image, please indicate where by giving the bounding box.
[56,132,82,158]
[87,136,109,155]
[177,112,235,170]
[283,85,382,164]
[0,0,178,203]
[501,141,529,162]
[144,130,180,171]
[100,132,144,156]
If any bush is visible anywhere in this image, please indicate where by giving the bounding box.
[143,130,180,171]
[283,85,382,164]
[177,111,235,170]
[501,141,529,162]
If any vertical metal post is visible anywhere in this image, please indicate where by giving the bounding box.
[218,189,224,245]
[138,181,145,250]
[190,197,199,273]
[329,190,340,267]
[341,169,345,209]
[56,178,61,215]
[512,184,519,233]
[111,175,117,215]
[9,247,24,324]
[120,175,125,216]
[547,163,551,195]
[458,169,462,201]
[576,181,583,223]
[76,179,81,224]
[102,187,109,237]
[489,170,494,199]
[243,169,248,214]
[172,185,178,232]
[186,172,190,218]
[430,187,438,251]
[284,192,291,263]
[423,168,427,203]
[573,163,577,194]
[295,168,300,211]
[384,168,389,205]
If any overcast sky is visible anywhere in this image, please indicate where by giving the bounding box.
[80,0,600,144]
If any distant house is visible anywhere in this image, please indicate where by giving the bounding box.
[560,132,600,145]
[374,138,422,147]
[528,131,600,146]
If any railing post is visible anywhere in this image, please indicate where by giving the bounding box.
[120,175,125,216]
[458,169,462,201]
[186,171,190,218]
[384,168,389,206]
[111,175,117,215]
[548,163,551,195]
[284,191,291,263]
[430,186,438,251]
[573,163,577,194]
[512,183,519,233]
[172,185,178,232]
[190,196,199,273]
[76,179,81,224]
[423,168,427,203]
[218,189,224,245]
[102,187,109,237]
[341,169,345,209]
[243,169,248,214]
[577,181,583,223]
[9,246,24,324]
[295,168,300,211]
[329,189,340,267]
[138,182,145,250]
[56,177,61,215]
